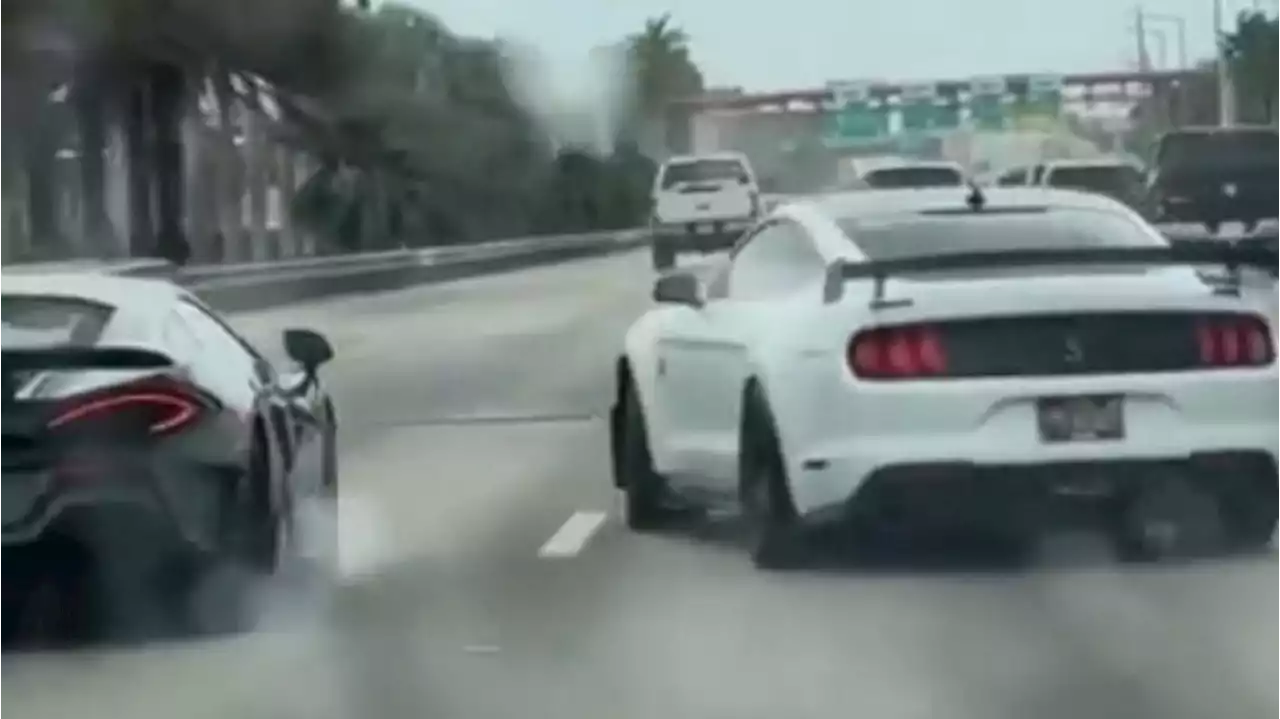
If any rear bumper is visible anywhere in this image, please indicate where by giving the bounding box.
[652,220,752,252]
[781,362,1279,519]
[2,458,232,553]
[801,452,1276,535]
[793,413,1278,515]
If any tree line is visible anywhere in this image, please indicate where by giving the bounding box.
[2,2,706,263]
[1093,10,1277,157]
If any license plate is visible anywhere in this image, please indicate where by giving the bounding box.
[1036,395,1124,443]
[695,223,715,234]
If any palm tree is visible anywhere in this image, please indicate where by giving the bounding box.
[622,14,705,151]
[6,0,352,262]
[294,2,562,247]
[626,15,704,115]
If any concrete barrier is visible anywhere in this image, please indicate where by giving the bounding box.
[2,230,651,313]
[199,232,648,311]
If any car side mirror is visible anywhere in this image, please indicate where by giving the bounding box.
[652,271,704,308]
[283,328,334,374]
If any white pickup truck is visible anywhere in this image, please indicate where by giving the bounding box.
[649,152,761,270]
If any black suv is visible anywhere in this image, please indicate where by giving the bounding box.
[1144,126,1278,231]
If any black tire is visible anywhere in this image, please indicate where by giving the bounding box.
[2,540,99,645]
[652,243,675,271]
[618,381,666,531]
[1112,479,1226,562]
[174,434,286,635]
[1229,512,1277,552]
[244,432,290,574]
[304,399,340,578]
[1,584,32,646]
[1219,478,1277,552]
[739,386,808,570]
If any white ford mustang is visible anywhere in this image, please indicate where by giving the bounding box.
[609,186,1278,569]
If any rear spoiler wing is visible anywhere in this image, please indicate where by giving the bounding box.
[2,346,175,400]
[822,239,1278,307]
[2,346,174,372]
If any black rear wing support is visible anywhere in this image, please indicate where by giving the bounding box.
[822,240,1278,308]
[823,265,907,309]
[2,346,174,372]
[2,346,175,401]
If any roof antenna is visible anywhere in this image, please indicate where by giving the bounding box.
[965,181,986,212]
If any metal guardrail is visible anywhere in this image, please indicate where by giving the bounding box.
[2,258,176,277]
[2,229,651,312]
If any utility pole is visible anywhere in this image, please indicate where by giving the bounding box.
[1134,6,1151,72]
[1214,0,1235,126]
[1143,11,1188,68]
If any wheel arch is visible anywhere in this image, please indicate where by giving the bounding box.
[612,335,668,481]
[610,356,631,487]
[248,408,288,519]
[738,369,800,491]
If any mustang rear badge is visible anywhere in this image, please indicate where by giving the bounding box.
[1223,183,1238,197]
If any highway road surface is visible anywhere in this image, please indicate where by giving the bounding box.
[4,250,1277,719]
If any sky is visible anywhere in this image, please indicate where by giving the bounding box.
[405,0,1277,92]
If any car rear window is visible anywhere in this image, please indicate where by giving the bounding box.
[1156,130,1278,168]
[1047,165,1142,196]
[837,208,1165,265]
[660,159,749,189]
[863,166,963,189]
[1,296,115,349]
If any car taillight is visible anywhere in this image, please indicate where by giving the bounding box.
[47,377,206,437]
[848,324,948,380]
[1194,314,1274,368]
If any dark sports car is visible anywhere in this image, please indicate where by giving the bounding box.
[2,273,339,638]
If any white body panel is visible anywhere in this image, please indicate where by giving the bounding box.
[623,188,1279,517]
[653,184,756,224]
[1039,159,1136,184]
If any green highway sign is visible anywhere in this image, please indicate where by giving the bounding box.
[827,80,889,141]
[934,86,962,131]
[898,82,936,132]
[1011,74,1063,129]
[967,76,1007,131]
[898,82,961,133]
[810,73,1073,153]
[1028,74,1065,114]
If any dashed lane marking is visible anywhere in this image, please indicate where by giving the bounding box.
[537,511,609,559]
